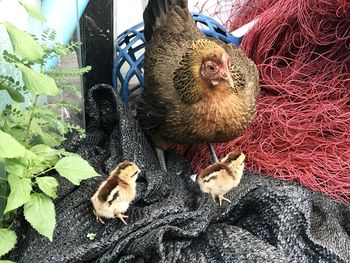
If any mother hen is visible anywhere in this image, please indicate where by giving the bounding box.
[137,0,260,170]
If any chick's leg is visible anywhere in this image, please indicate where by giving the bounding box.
[218,195,231,206]
[207,143,219,163]
[115,213,128,225]
[98,217,105,224]
[211,193,217,204]
[93,209,105,224]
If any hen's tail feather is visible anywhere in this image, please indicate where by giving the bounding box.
[143,0,188,42]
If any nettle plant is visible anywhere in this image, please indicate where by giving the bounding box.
[0,1,99,259]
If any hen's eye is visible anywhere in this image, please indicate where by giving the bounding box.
[208,64,216,71]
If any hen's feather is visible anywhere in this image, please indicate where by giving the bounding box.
[143,0,190,42]
[137,0,260,149]
[138,1,202,129]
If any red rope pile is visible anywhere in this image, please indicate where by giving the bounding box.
[174,0,350,203]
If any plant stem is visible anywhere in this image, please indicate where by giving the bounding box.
[0,195,7,199]
[24,94,39,142]
[42,167,55,174]
[34,167,55,177]
[7,221,14,230]
[23,61,47,143]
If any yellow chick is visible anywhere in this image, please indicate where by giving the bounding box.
[90,161,141,225]
[197,152,245,205]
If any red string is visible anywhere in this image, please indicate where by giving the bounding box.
[173,0,350,203]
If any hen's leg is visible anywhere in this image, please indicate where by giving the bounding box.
[207,143,219,163]
[156,147,168,172]
[190,144,218,182]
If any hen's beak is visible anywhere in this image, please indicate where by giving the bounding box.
[221,53,234,87]
[220,69,234,88]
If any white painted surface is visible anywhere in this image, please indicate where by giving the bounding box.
[231,19,257,36]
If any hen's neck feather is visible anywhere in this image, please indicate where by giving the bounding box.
[173,39,241,104]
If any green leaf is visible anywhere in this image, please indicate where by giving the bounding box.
[0,130,25,158]
[49,102,81,113]
[6,149,39,169]
[1,50,24,65]
[18,0,46,22]
[0,260,16,263]
[0,173,7,229]
[86,232,96,240]
[41,28,56,44]
[31,144,59,166]
[9,148,49,176]
[4,85,25,102]
[0,228,17,257]
[4,22,44,61]
[54,156,100,185]
[5,149,40,178]
[4,173,32,213]
[16,63,59,96]
[22,149,39,165]
[36,176,58,199]
[48,66,92,78]
[0,78,25,102]
[34,111,66,135]
[28,120,56,147]
[38,131,64,148]
[24,193,55,241]
[4,159,26,178]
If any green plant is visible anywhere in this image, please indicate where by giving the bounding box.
[0,1,99,260]
[86,232,96,241]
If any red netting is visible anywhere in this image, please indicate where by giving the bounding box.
[173,0,350,203]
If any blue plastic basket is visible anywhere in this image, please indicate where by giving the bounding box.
[112,13,241,107]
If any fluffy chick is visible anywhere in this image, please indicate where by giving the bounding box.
[220,151,246,187]
[197,152,245,205]
[90,161,141,225]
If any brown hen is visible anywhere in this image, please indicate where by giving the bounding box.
[137,0,260,170]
